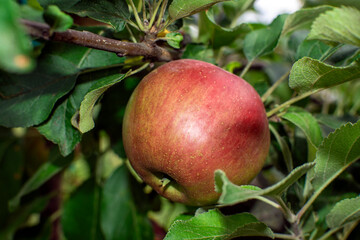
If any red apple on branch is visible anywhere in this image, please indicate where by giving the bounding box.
[122,59,270,206]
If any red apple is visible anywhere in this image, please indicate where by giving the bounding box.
[122,59,270,206]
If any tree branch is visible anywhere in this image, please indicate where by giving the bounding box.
[21,19,178,62]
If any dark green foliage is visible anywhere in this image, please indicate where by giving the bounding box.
[0,0,359,239]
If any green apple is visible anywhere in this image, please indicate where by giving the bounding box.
[122,59,270,206]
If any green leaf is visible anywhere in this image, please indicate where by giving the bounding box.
[243,14,288,61]
[101,165,153,240]
[215,163,315,206]
[282,107,323,148]
[19,5,44,24]
[308,6,360,47]
[198,9,250,49]
[43,41,126,70]
[295,40,334,61]
[315,114,350,130]
[0,54,78,128]
[182,44,215,64]
[37,90,83,157]
[169,0,227,20]
[0,196,49,240]
[37,0,79,10]
[66,0,130,31]
[304,0,360,9]
[0,0,34,73]
[72,72,129,134]
[326,196,360,228]
[281,6,333,36]
[36,43,125,156]
[62,179,104,240]
[164,209,274,240]
[165,32,183,49]
[222,0,254,20]
[36,71,100,156]
[269,124,293,172]
[43,5,73,32]
[289,57,360,94]
[9,149,73,210]
[0,141,24,226]
[310,121,360,192]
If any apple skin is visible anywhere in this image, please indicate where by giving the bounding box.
[122,59,270,206]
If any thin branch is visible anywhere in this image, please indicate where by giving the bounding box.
[275,196,297,223]
[254,196,281,209]
[21,19,178,62]
[317,227,341,240]
[262,70,291,102]
[273,233,298,240]
[240,59,254,78]
[266,90,320,118]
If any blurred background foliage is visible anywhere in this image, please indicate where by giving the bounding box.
[0,0,359,239]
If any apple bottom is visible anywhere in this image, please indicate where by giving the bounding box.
[129,144,268,206]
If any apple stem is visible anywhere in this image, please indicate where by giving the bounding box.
[129,62,150,76]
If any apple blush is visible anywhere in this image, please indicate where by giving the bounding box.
[122,59,270,206]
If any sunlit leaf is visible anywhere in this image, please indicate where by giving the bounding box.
[281,6,333,36]
[308,6,360,47]
[165,32,183,49]
[72,72,129,134]
[215,163,315,206]
[43,5,73,32]
[169,0,227,20]
[289,57,360,94]
[164,209,274,239]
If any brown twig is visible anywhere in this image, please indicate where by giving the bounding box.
[21,19,178,62]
